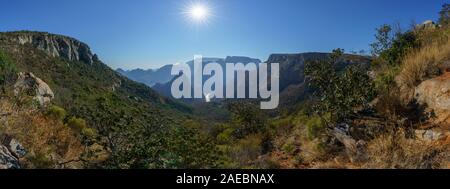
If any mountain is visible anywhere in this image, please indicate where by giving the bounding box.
[117,64,173,87]
[117,56,261,87]
[152,52,371,109]
[0,31,220,169]
[151,56,261,100]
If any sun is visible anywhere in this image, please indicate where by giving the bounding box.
[182,2,213,25]
[189,5,209,21]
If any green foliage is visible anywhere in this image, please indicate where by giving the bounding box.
[228,102,267,138]
[373,65,400,93]
[0,50,17,88]
[371,24,420,68]
[370,24,393,57]
[46,105,67,121]
[67,116,97,139]
[216,127,235,144]
[305,115,326,140]
[439,3,450,26]
[229,134,264,168]
[67,117,87,131]
[305,49,375,124]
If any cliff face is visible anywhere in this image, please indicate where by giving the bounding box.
[0,31,96,64]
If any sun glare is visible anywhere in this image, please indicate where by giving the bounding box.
[190,5,208,21]
[182,2,212,25]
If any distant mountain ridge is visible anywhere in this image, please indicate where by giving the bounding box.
[117,56,261,87]
[151,52,372,109]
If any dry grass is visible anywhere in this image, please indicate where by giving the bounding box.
[396,32,450,104]
[0,99,85,168]
[362,131,449,169]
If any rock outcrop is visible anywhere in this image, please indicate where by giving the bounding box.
[0,31,96,64]
[415,72,450,126]
[14,72,54,106]
[0,136,26,169]
[415,20,438,30]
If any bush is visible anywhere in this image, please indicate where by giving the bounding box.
[305,116,325,140]
[230,134,263,167]
[216,128,234,144]
[228,102,267,138]
[0,50,17,88]
[46,105,67,121]
[67,117,87,131]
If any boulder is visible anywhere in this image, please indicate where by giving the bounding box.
[415,72,450,126]
[14,72,54,106]
[415,129,450,141]
[332,124,367,163]
[7,139,27,158]
[0,145,21,169]
[0,136,27,169]
[415,20,438,30]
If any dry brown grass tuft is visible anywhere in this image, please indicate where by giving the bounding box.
[0,99,85,168]
[396,33,450,104]
[362,131,449,169]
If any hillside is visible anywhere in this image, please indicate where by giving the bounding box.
[0,31,217,169]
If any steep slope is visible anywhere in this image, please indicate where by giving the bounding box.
[0,31,190,113]
[0,31,220,169]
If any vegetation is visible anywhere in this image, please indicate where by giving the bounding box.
[2,3,450,169]
[305,49,375,124]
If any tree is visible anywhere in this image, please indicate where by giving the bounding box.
[439,3,450,26]
[227,102,267,138]
[370,24,393,57]
[305,49,375,125]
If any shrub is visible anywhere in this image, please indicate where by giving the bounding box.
[46,105,67,121]
[0,50,17,88]
[305,115,325,140]
[230,134,263,167]
[228,102,267,138]
[67,117,87,131]
[216,128,234,144]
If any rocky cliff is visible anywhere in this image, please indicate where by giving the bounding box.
[0,31,97,64]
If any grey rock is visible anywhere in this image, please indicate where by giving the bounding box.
[0,145,21,169]
[14,72,54,106]
[415,72,450,125]
[7,139,27,158]
[415,129,450,141]
[415,20,438,30]
[333,124,367,163]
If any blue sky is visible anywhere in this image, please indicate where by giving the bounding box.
[0,0,446,69]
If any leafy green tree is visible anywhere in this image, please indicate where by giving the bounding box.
[305,49,375,124]
[370,24,393,57]
[227,102,267,138]
[0,50,17,90]
[439,3,450,26]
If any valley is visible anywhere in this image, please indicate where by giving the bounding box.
[1,3,450,169]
